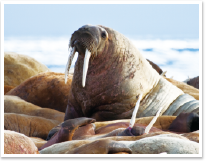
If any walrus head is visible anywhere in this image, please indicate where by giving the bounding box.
[65,25,109,87]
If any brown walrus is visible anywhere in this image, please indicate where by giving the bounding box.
[64,24,198,121]
[40,132,198,154]
[4,95,65,122]
[185,76,199,89]
[41,111,199,151]
[39,113,199,154]
[4,113,61,140]
[39,117,95,150]
[165,77,199,100]
[4,52,50,87]
[4,85,15,94]
[24,97,199,154]
[6,72,73,112]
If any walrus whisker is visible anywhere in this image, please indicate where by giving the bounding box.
[82,49,91,87]
[144,106,164,134]
[65,47,76,84]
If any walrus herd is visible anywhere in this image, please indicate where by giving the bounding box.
[4,25,200,154]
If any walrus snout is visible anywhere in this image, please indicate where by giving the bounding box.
[70,32,96,54]
[65,25,109,87]
[70,25,108,53]
[79,24,108,39]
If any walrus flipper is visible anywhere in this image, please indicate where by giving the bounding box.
[40,117,95,150]
[168,112,199,133]
[68,139,132,154]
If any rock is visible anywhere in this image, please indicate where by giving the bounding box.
[4,130,39,154]
[165,77,199,100]
[4,52,50,87]
[4,113,60,140]
[6,72,73,112]
[4,95,65,122]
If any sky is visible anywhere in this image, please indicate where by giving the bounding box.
[4,4,199,39]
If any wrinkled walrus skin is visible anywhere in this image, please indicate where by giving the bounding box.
[64,25,199,121]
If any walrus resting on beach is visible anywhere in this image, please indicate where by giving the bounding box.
[40,111,199,154]
[64,24,199,121]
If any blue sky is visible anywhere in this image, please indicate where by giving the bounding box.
[4,4,199,39]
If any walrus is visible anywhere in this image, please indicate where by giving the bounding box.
[40,130,199,154]
[39,133,198,154]
[31,102,200,153]
[4,85,15,94]
[4,52,50,87]
[165,77,199,100]
[185,76,199,89]
[42,110,199,151]
[4,95,65,122]
[4,113,61,140]
[4,130,39,154]
[39,117,96,150]
[38,104,199,153]
[41,135,199,154]
[64,24,199,121]
[6,72,73,112]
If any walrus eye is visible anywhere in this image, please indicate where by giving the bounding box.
[101,32,106,38]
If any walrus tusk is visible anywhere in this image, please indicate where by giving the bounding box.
[161,71,167,76]
[144,106,164,134]
[82,49,91,87]
[65,47,76,84]
[129,94,143,128]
